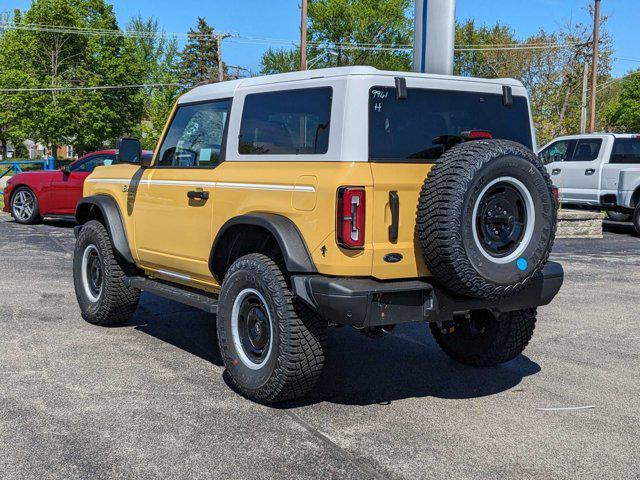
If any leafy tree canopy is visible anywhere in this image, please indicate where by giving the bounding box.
[604,71,640,132]
[0,0,144,153]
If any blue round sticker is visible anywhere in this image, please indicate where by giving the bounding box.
[516,258,528,271]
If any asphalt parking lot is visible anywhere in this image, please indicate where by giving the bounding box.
[1,213,639,480]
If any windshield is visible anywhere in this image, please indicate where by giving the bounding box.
[369,87,533,162]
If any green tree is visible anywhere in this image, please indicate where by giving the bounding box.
[454,20,518,77]
[0,0,145,154]
[180,17,225,87]
[0,10,38,158]
[0,71,37,159]
[126,15,181,149]
[604,71,640,132]
[261,48,300,75]
[261,0,412,74]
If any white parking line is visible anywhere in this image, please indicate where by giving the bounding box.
[537,405,596,411]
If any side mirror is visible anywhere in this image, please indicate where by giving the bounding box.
[117,137,147,166]
[60,165,70,174]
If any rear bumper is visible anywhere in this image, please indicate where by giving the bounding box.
[292,261,564,328]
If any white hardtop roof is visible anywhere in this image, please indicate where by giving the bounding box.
[178,66,525,104]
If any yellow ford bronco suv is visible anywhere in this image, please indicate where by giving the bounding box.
[73,66,563,403]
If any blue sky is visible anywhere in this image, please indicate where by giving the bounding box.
[4,0,639,77]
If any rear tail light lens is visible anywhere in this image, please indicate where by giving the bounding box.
[463,129,493,140]
[552,186,559,206]
[337,187,365,249]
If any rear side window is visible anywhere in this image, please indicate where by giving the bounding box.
[239,87,332,155]
[157,99,231,168]
[369,87,533,162]
[610,138,640,164]
[568,139,602,162]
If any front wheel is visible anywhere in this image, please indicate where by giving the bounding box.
[73,220,140,326]
[11,186,41,224]
[430,308,537,367]
[217,254,327,403]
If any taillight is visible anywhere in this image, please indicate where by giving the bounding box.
[463,129,493,140]
[337,187,365,249]
[552,185,559,206]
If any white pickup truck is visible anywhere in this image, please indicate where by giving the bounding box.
[539,133,640,232]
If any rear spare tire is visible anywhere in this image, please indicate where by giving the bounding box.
[417,139,557,299]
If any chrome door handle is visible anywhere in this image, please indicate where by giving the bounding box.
[585,168,596,175]
[551,168,562,175]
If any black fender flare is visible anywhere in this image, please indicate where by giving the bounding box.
[75,195,134,264]
[209,213,317,281]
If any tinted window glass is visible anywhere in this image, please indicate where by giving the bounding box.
[158,99,231,168]
[610,138,640,164]
[239,87,332,155]
[369,87,533,162]
[71,154,116,172]
[569,139,602,162]
[539,140,576,165]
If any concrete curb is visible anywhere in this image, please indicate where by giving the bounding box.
[556,209,603,238]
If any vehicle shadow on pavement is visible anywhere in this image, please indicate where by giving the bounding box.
[130,294,540,406]
[43,218,76,228]
[290,323,540,406]
[129,294,224,366]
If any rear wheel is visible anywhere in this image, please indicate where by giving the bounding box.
[633,205,640,236]
[11,187,41,224]
[430,309,537,367]
[217,254,327,403]
[605,210,631,222]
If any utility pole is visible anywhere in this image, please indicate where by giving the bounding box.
[580,59,589,134]
[300,0,308,70]
[589,0,601,133]
[217,33,224,82]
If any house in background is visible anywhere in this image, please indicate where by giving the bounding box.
[1,141,77,161]
[56,145,75,159]
[24,140,46,159]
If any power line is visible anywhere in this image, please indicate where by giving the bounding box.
[0,21,223,39]
[612,56,640,64]
[0,21,584,53]
[0,83,181,93]
[596,71,639,93]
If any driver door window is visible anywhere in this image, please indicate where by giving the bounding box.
[539,140,576,165]
[157,99,232,168]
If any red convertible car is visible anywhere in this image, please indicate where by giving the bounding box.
[3,149,153,224]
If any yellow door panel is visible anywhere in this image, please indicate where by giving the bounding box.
[133,168,216,282]
[370,163,432,279]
